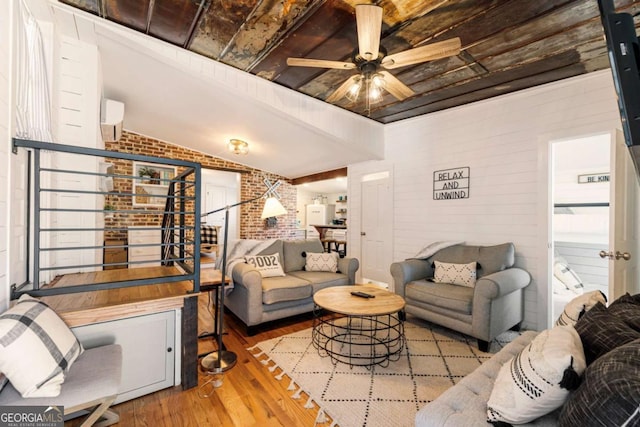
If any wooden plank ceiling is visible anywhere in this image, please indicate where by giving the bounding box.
[61,0,640,123]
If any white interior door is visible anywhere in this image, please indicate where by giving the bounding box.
[48,152,100,277]
[360,174,392,286]
[608,130,640,298]
[201,170,240,240]
[204,184,227,227]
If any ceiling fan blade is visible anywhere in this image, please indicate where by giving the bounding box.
[326,75,360,103]
[379,71,414,100]
[356,4,383,61]
[287,58,356,70]
[381,38,461,69]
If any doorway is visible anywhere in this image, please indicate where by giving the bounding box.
[551,135,610,321]
[295,178,348,241]
[201,169,240,240]
[360,171,393,288]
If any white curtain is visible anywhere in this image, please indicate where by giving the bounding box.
[15,0,53,142]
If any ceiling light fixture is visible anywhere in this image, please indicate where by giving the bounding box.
[228,138,249,155]
[346,71,385,114]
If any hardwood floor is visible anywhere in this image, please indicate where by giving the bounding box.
[69,292,328,427]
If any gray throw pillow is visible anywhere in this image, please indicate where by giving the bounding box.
[559,338,640,427]
[574,302,640,365]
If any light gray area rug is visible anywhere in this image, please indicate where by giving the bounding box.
[249,316,518,427]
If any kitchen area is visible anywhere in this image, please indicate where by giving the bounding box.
[295,177,348,255]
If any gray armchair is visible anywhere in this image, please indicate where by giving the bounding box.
[390,243,530,351]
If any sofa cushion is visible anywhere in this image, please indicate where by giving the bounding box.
[415,331,545,427]
[283,239,324,273]
[288,270,348,287]
[405,280,473,314]
[430,243,514,278]
[487,325,586,425]
[257,239,284,263]
[574,301,640,364]
[0,295,84,398]
[433,261,477,288]
[261,275,312,305]
[559,338,640,427]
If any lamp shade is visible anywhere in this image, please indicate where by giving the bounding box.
[261,197,287,219]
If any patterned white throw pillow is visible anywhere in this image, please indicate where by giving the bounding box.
[487,325,586,424]
[433,261,477,287]
[305,252,339,273]
[0,294,84,397]
[245,253,286,277]
[555,290,607,327]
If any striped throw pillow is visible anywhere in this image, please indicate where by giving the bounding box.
[487,325,586,424]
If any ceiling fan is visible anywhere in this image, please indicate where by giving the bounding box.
[286,4,461,112]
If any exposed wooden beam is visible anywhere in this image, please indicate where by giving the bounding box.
[291,168,347,185]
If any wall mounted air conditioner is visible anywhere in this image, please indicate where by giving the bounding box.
[100,99,124,142]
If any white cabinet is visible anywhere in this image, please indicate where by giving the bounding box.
[72,310,178,404]
[128,226,161,267]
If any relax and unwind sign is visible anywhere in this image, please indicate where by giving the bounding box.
[433,167,470,200]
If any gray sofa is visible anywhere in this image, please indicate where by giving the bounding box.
[225,239,359,334]
[415,330,558,426]
[390,243,530,351]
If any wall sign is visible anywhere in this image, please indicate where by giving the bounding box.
[578,173,609,184]
[433,167,470,200]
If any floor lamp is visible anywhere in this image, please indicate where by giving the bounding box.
[200,180,287,388]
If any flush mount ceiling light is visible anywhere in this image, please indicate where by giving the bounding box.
[228,138,249,155]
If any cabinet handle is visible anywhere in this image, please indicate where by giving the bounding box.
[167,347,173,353]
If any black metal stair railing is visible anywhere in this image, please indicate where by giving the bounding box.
[11,138,202,298]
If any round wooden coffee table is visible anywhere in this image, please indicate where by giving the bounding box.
[312,285,406,368]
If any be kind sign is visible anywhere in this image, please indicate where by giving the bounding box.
[433,167,470,200]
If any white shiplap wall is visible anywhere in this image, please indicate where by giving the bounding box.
[350,70,621,331]
[0,0,12,309]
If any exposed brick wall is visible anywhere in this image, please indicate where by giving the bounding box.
[104,131,297,241]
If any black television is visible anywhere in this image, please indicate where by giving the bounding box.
[598,0,640,172]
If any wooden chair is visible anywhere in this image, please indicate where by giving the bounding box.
[333,240,347,257]
[0,344,122,426]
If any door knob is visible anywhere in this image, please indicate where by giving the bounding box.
[615,251,631,261]
[599,250,613,259]
[599,250,631,260]
[360,232,366,236]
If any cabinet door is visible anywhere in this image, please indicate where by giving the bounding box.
[72,310,176,404]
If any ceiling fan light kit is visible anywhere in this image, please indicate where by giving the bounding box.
[286,4,461,115]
